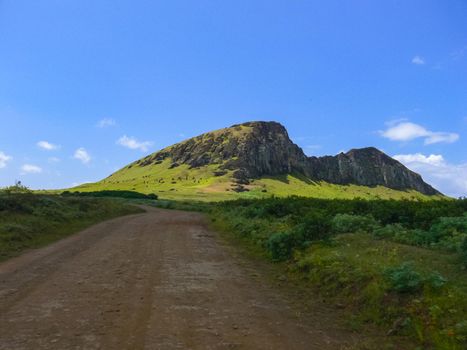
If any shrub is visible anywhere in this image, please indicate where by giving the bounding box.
[0,195,34,213]
[266,212,332,261]
[384,263,447,294]
[331,213,380,234]
[373,223,404,239]
[262,201,291,218]
[0,181,31,194]
[434,231,467,252]
[384,263,423,294]
[267,232,296,261]
[294,211,332,241]
[388,215,467,251]
[428,215,467,251]
[0,223,34,242]
[243,206,264,218]
[430,215,467,238]
[393,228,431,246]
[62,190,158,200]
[461,237,467,267]
[425,272,447,290]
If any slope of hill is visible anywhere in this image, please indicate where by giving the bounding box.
[74,121,442,201]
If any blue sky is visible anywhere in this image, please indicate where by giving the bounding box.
[0,1,466,197]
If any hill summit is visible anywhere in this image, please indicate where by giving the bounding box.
[76,121,440,200]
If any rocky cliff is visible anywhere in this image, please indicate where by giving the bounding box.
[134,121,439,195]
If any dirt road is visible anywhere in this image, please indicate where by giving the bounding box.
[0,207,360,349]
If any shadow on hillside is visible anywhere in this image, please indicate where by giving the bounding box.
[61,190,158,200]
[260,173,316,185]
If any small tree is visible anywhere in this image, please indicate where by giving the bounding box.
[1,180,31,195]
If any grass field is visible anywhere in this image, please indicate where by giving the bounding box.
[0,191,143,261]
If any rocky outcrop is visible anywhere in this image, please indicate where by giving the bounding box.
[307,148,438,195]
[134,121,440,195]
[135,122,308,177]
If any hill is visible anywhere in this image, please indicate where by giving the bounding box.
[73,121,441,200]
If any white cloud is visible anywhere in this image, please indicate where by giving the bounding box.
[73,148,91,164]
[0,151,12,168]
[424,132,459,145]
[97,118,116,128]
[37,140,60,150]
[380,121,459,145]
[412,56,425,65]
[394,153,445,166]
[394,153,467,198]
[382,122,428,141]
[21,164,42,174]
[117,135,153,152]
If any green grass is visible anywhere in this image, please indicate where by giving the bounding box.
[0,192,144,261]
[293,234,467,348]
[73,158,235,201]
[252,175,437,200]
[69,157,441,201]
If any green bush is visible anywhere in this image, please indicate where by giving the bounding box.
[393,228,431,246]
[267,232,296,261]
[62,190,158,200]
[384,263,424,294]
[425,272,447,290]
[373,223,404,239]
[262,201,292,218]
[266,212,332,261]
[293,211,332,241]
[0,223,34,242]
[331,213,380,234]
[384,263,447,294]
[429,215,467,251]
[461,237,467,267]
[430,215,467,238]
[243,206,264,218]
[389,215,467,252]
[0,194,34,213]
[434,232,467,252]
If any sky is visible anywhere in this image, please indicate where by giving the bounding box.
[0,0,466,197]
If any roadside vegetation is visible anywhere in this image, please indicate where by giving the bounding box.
[0,182,144,261]
[61,189,158,200]
[208,196,467,349]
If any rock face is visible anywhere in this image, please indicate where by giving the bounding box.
[307,148,438,195]
[135,121,440,195]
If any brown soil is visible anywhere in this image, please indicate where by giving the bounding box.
[0,207,362,349]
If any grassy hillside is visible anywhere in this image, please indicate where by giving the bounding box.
[69,121,443,201]
[207,197,467,349]
[0,189,143,260]
[72,158,441,201]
